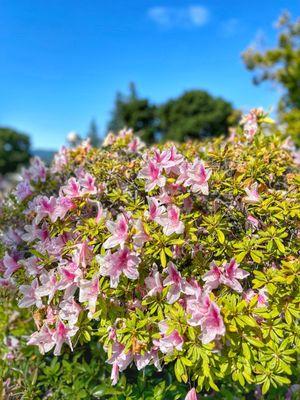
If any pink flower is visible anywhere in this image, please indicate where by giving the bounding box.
[35,270,61,303]
[51,197,75,221]
[241,108,263,139]
[184,159,212,195]
[18,278,43,308]
[22,223,41,242]
[247,215,259,228]
[98,247,140,288]
[79,275,99,316]
[3,252,21,278]
[103,213,129,249]
[61,177,81,198]
[35,196,57,223]
[156,205,184,236]
[128,137,144,153]
[15,180,32,201]
[138,161,166,192]
[144,266,163,297]
[52,320,78,355]
[27,324,55,354]
[23,256,43,276]
[79,172,97,195]
[132,219,150,248]
[107,342,133,385]
[220,259,249,293]
[243,288,268,308]
[163,262,185,304]
[154,322,184,354]
[28,157,47,182]
[59,298,81,326]
[186,294,212,327]
[200,302,225,344]
[73,241,93,269]
[244,182,260,203]
[185,388,198,400]
[145,196,165,221]
[202,263,222,292]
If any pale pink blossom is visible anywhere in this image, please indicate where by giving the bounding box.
[80,172,97,195]
[15,180,32,201]
[200,302,225,344]
[138,161,166,191]
[132,219,150,248]
[163,262,185,304]
[61,177,81,198]
[18,278,43,308]
[59,298,81,326]
[35,270,61,303]
[73,241,93,269]
[52,320,78,355]
[247,215,259,228]
[244,182,260,203]
[27,324,55,354]
[79,275,100,316]
[128,137,144,153]
[3,252,21,278]
[23,256,43,276]
[97,247,140,288]
[107,342,133,385]
[202,262,222,292]
[145,196,165,221]
[35,196,57,223]
[154,322,184,354]
[220,259,249,293]
[144,266,163,297]
[185,388,198,400]
[184,159,212,195]
[156,205,184,236]
[103,213,129,249]
[51,197,75,221]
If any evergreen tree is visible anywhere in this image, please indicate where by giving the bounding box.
[242,12,300,144]
[87,119,100,147]
[0,127,31,174]
[158,90,235,142]
[107,83,157,143]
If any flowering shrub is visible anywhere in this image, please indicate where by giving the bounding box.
[0,110,299,398]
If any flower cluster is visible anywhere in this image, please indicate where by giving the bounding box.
[0,112,299,397]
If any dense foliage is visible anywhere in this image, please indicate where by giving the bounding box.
[108,83,237,143]
[0,127,31,174]
[0,110,299,399]
[243,12,300,146]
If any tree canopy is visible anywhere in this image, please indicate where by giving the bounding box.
[158,90,235,142]
[108,84,236,143]
[108,83,158,143]
[0,127,31,174]
[87,119,100,147]
[242,12,300,144]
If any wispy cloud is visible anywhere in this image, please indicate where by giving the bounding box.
[220,18,240,37]
[147,5,209,29]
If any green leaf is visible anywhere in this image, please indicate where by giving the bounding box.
[216,229,225,244]
[160,249,167,268]
[262,378,270,394]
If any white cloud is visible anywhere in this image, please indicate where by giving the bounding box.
[147,5,209,29]
[220,18,239,37]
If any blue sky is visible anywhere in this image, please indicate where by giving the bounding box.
[0,0,298,150]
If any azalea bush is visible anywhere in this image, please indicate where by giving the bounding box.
[0,109,300,399]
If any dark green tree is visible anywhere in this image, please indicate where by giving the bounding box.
[87,119,100,147]
[0,127,31,174]
[242,12,300,144]
[107,83,157,143]
[158,90,235,142]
